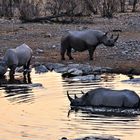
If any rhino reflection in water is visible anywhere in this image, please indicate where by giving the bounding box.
[67,88,140,108]
[0,73,33,104]
[61,29,119,60]
[0,43,33,79]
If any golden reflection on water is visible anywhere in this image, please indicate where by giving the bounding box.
[0,71,140,140]
[0,70,68,140]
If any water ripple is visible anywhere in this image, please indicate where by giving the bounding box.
[0,72,140,140]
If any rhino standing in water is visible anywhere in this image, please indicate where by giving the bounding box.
[67,88,140,108]
[61,29,119,60]
[0,43,33,78]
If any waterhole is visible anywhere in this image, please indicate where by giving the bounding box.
[0,69,140,140]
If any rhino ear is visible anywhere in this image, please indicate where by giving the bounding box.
[110,34,114,39]
[67,91,73,102]
[84,92,89,97]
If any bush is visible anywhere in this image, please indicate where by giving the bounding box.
[99,0,119,18]
[0,0,139,20]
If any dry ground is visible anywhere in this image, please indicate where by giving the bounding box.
[0,13,140,74]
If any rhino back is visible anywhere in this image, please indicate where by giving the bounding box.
[83,88,139,108]
[123,90,140,107]
[15,44,33,66]
[85,89,123,107]
[69,30,104,46]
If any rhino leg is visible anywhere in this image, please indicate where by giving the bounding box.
[61,36,73,60]
[23,58,31,75]
[9,64,16,79]
[61,41,67,60]
[88,47,96,60]
[23,72,31,83]
[61,37,68,60]
[67,47,73,60]
[23,67,27,75]
[61,48,66,60]
[26,58,31,70]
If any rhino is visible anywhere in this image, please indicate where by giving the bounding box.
[67,88,140,108]
[61,29,119,60]
[0,43,33,78]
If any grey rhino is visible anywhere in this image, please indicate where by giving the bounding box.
[61,29,119,60]
[67,88,140,108]
[0,43,33,78]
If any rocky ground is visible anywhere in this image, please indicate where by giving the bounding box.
[0,12,140,75]
[60,135,120,140]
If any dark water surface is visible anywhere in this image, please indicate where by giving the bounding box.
[0,69,140,140]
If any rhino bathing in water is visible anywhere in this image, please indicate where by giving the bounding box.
[0,43,33,78]
[61,29,119,60]
[67,88,140,108]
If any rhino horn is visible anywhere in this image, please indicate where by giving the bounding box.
[67,91,73,102]
[74,94,78,99]
[110,34,113,39]
[114,33,119,42]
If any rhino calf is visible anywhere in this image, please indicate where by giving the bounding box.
[0,43,33,78]
[61,29,119,60]
[67,88,140,108]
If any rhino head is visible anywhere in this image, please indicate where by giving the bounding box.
[0,61,7,76]
[67,91,86,106]
[101,32,119,47]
